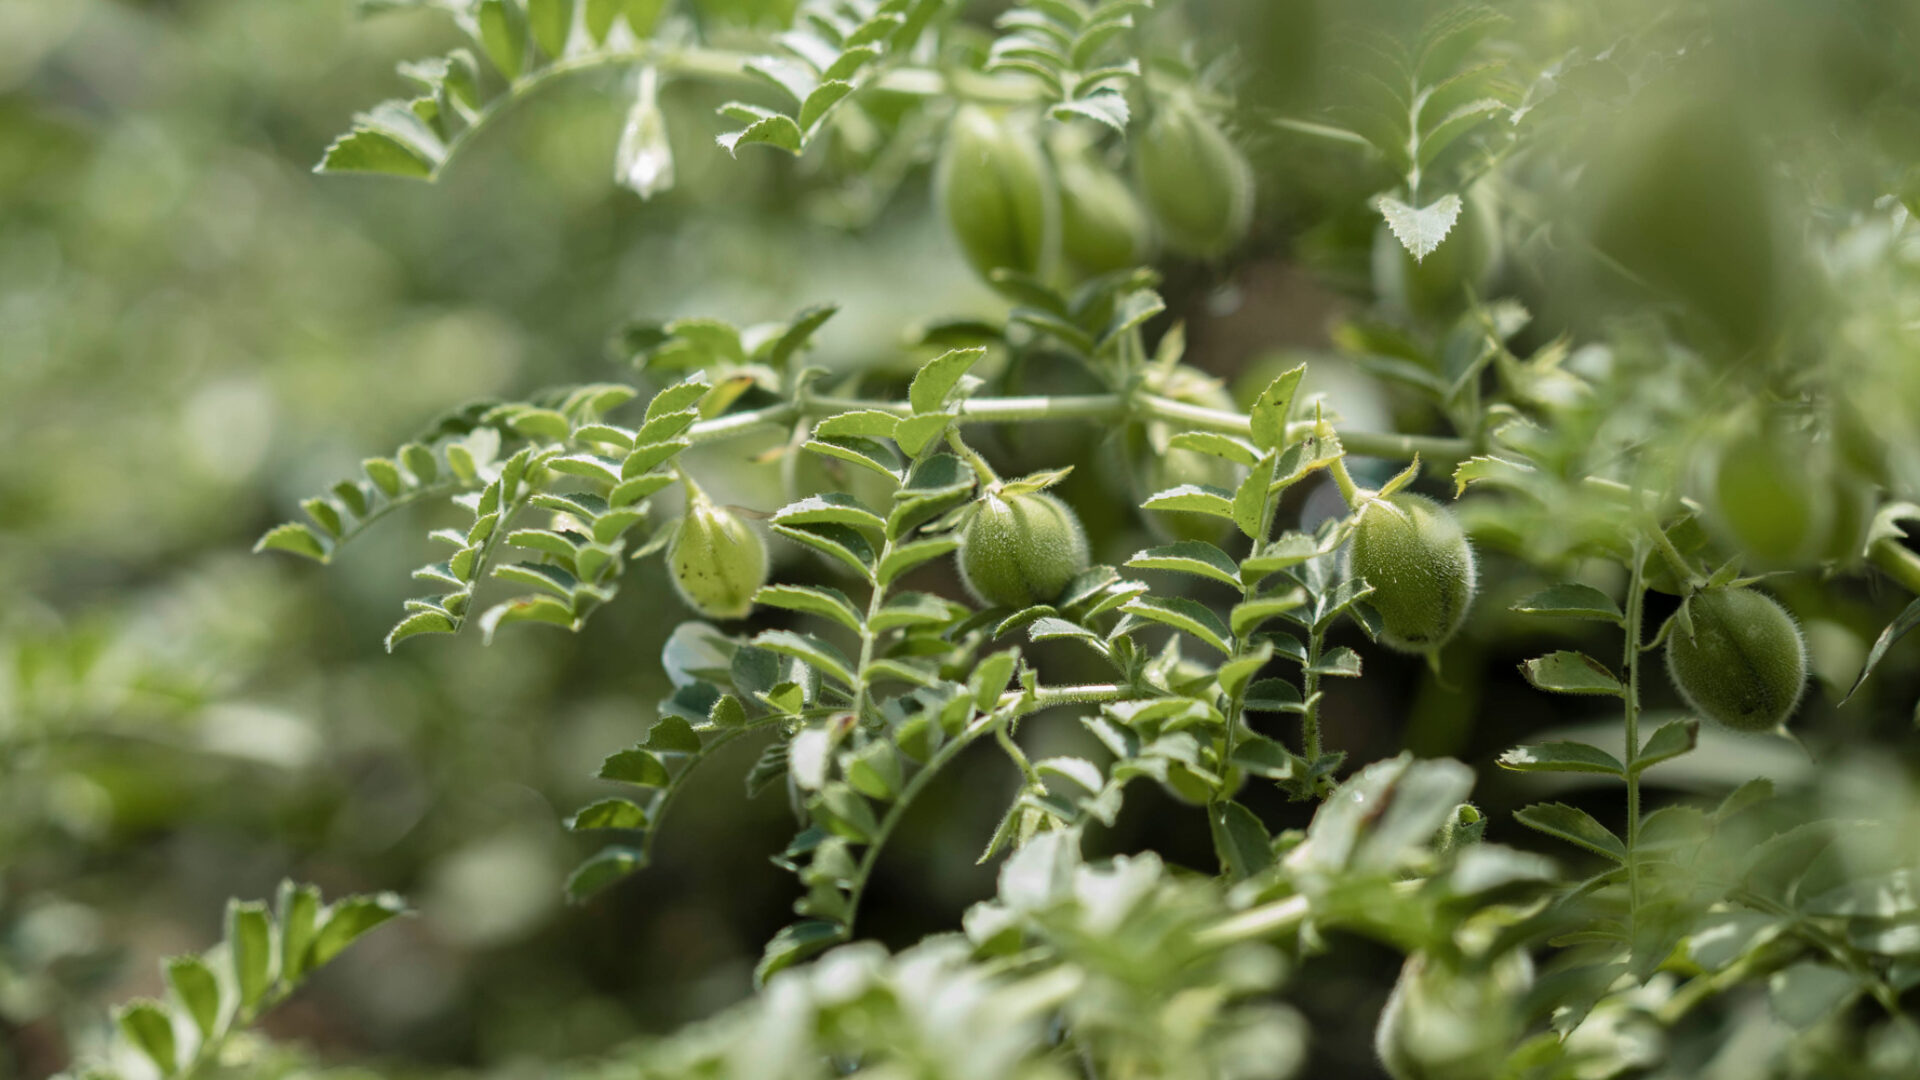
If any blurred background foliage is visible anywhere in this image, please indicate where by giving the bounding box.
[2,0,1918,1077]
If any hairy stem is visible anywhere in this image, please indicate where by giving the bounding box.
[842,684,1124,932]
[1301,624,1327,773]
[1622,544,1648,916]
[684,393,1470,463]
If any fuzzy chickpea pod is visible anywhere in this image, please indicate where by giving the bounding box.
[936,105,1055,282]
[668,489,768,621]
[1346,492,1478,652]
[957,490,1090,610]
[1664,586,1807,732]
[1133,98,1253,258]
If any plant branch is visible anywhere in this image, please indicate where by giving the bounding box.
[1869,536,1920,596]
[841,683,1125,932]
[683,393,1469,462]
[1622,542,1648,916]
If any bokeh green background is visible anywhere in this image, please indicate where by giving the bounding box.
[5,1,1920,1077]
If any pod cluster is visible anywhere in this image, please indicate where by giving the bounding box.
[936,99,1253,285]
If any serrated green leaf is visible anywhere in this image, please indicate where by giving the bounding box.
[1244,677,1302,712]
[814,410,902,439]
[972,649,1018,711]
[1520,651,1623,696]
[1167,431,1259,466]
[477,0,528,81]
[1126,541,1240,588]
[276,880,323,984]
[309,893,407,968]
[227,900,273,1011]
[1249,366,1305,451]
[774,494,886,534]
[1212,801,1275,881]
[804,436,902,484]
[910,347,986,414]
[1122,595,1232,655]
[1498,741,1624,776]
[477,595,575,642]
[255,522,331,562]
[773,522,876,582]
[1229,588,1307,638]
[527,0,572,57]
[1376,193,1462,261]
[601,746,671,787]
[753,630,857,688]
[878,535,959,587]
[1631,720,1698,774]
[116,1000,177,1076]
[755,919,846,986]
[1217,641,1275,698]
[316,127,434,178]
[569,797,649,831]
[164,955,220,1040]
[566,845,646,903]
[1142,484,1236,519]
[1516,803,1626,861]
[754,584,865,632]
[1511,583,1623,623]
[717,104,804,155]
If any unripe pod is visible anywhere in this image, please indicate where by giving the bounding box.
[1701,426,1832,569]
[1665,587,1806,732]
[957,491,1090,609]
[1133,99,1253,257]
[935,106,1055,283]
[668,490,767,620]
[1347,493,1477,652]
[1051,128,1152,276]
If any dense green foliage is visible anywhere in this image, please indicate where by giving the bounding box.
[8,0,1920,1078]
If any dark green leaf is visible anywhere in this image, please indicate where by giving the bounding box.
[1511,583,1623,623]
[1519,651,1623,696]
[1212,802,1276,880]
[1497,741,1624,777]
[1515,803,1627,862]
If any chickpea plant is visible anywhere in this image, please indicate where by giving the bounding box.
[68,1,1920,1078]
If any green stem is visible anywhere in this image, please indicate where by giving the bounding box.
[850,538,894,727]
[1217,456,1286,811]
[840,683,1122,933]
[1622,543,1648,916]
[683,393,1470,462]
[1649,524,1701,590]
[1329,455,1363,508]
[1869,537,1920,596]
[1302,624,1327,772]
[424,45,1041,181]
[947,429,1001,486]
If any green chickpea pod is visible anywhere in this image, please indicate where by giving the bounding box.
[1050,126,1152,276]
[1665,587,1806,732]
[935,105,1056,283]
[1347,493,1477,652]
[667,486,768,620]
[957,490,1090,609]
[1133,97,1253,258]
